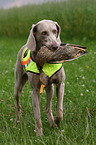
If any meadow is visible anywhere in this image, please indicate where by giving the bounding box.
[0,0,96,144]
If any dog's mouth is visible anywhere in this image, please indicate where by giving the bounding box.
[42,44,59,51]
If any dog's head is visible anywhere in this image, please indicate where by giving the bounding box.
[27,20,61,52]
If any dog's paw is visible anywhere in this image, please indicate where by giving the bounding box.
[51,122,59,129]
[54,117,62,128]
[34,128,43,136]
[50,120,54,128]
[14,119,20,127]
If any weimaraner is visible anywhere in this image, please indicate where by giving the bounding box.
[14,20,65,136]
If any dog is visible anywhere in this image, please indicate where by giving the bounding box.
[14,20,65,136]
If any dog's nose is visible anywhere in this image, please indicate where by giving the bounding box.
[52,45,58,50]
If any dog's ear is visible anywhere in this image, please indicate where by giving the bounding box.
[26,24,37,51]
[54,22,61,43]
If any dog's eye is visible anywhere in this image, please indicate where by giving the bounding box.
[41,31,48,36]
[52,29,57,35]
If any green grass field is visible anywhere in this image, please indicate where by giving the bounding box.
[0,37,96,144]
[0,0,96,144]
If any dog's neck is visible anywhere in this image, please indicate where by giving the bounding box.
[30,50,36,62]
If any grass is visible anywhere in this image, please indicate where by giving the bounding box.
[0,0,96,144]
[0,37,96,144]
[0,0,96,40]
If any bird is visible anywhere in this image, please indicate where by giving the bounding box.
[35,43,87,67]
[35,43,87,87]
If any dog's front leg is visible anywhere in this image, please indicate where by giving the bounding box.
[55,82,65,127]
[31,89,43,136]
[46,84,54,128]
[28,73,43,136]
[14,86,21,123]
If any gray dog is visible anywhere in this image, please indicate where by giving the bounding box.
[14,20,65,136]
